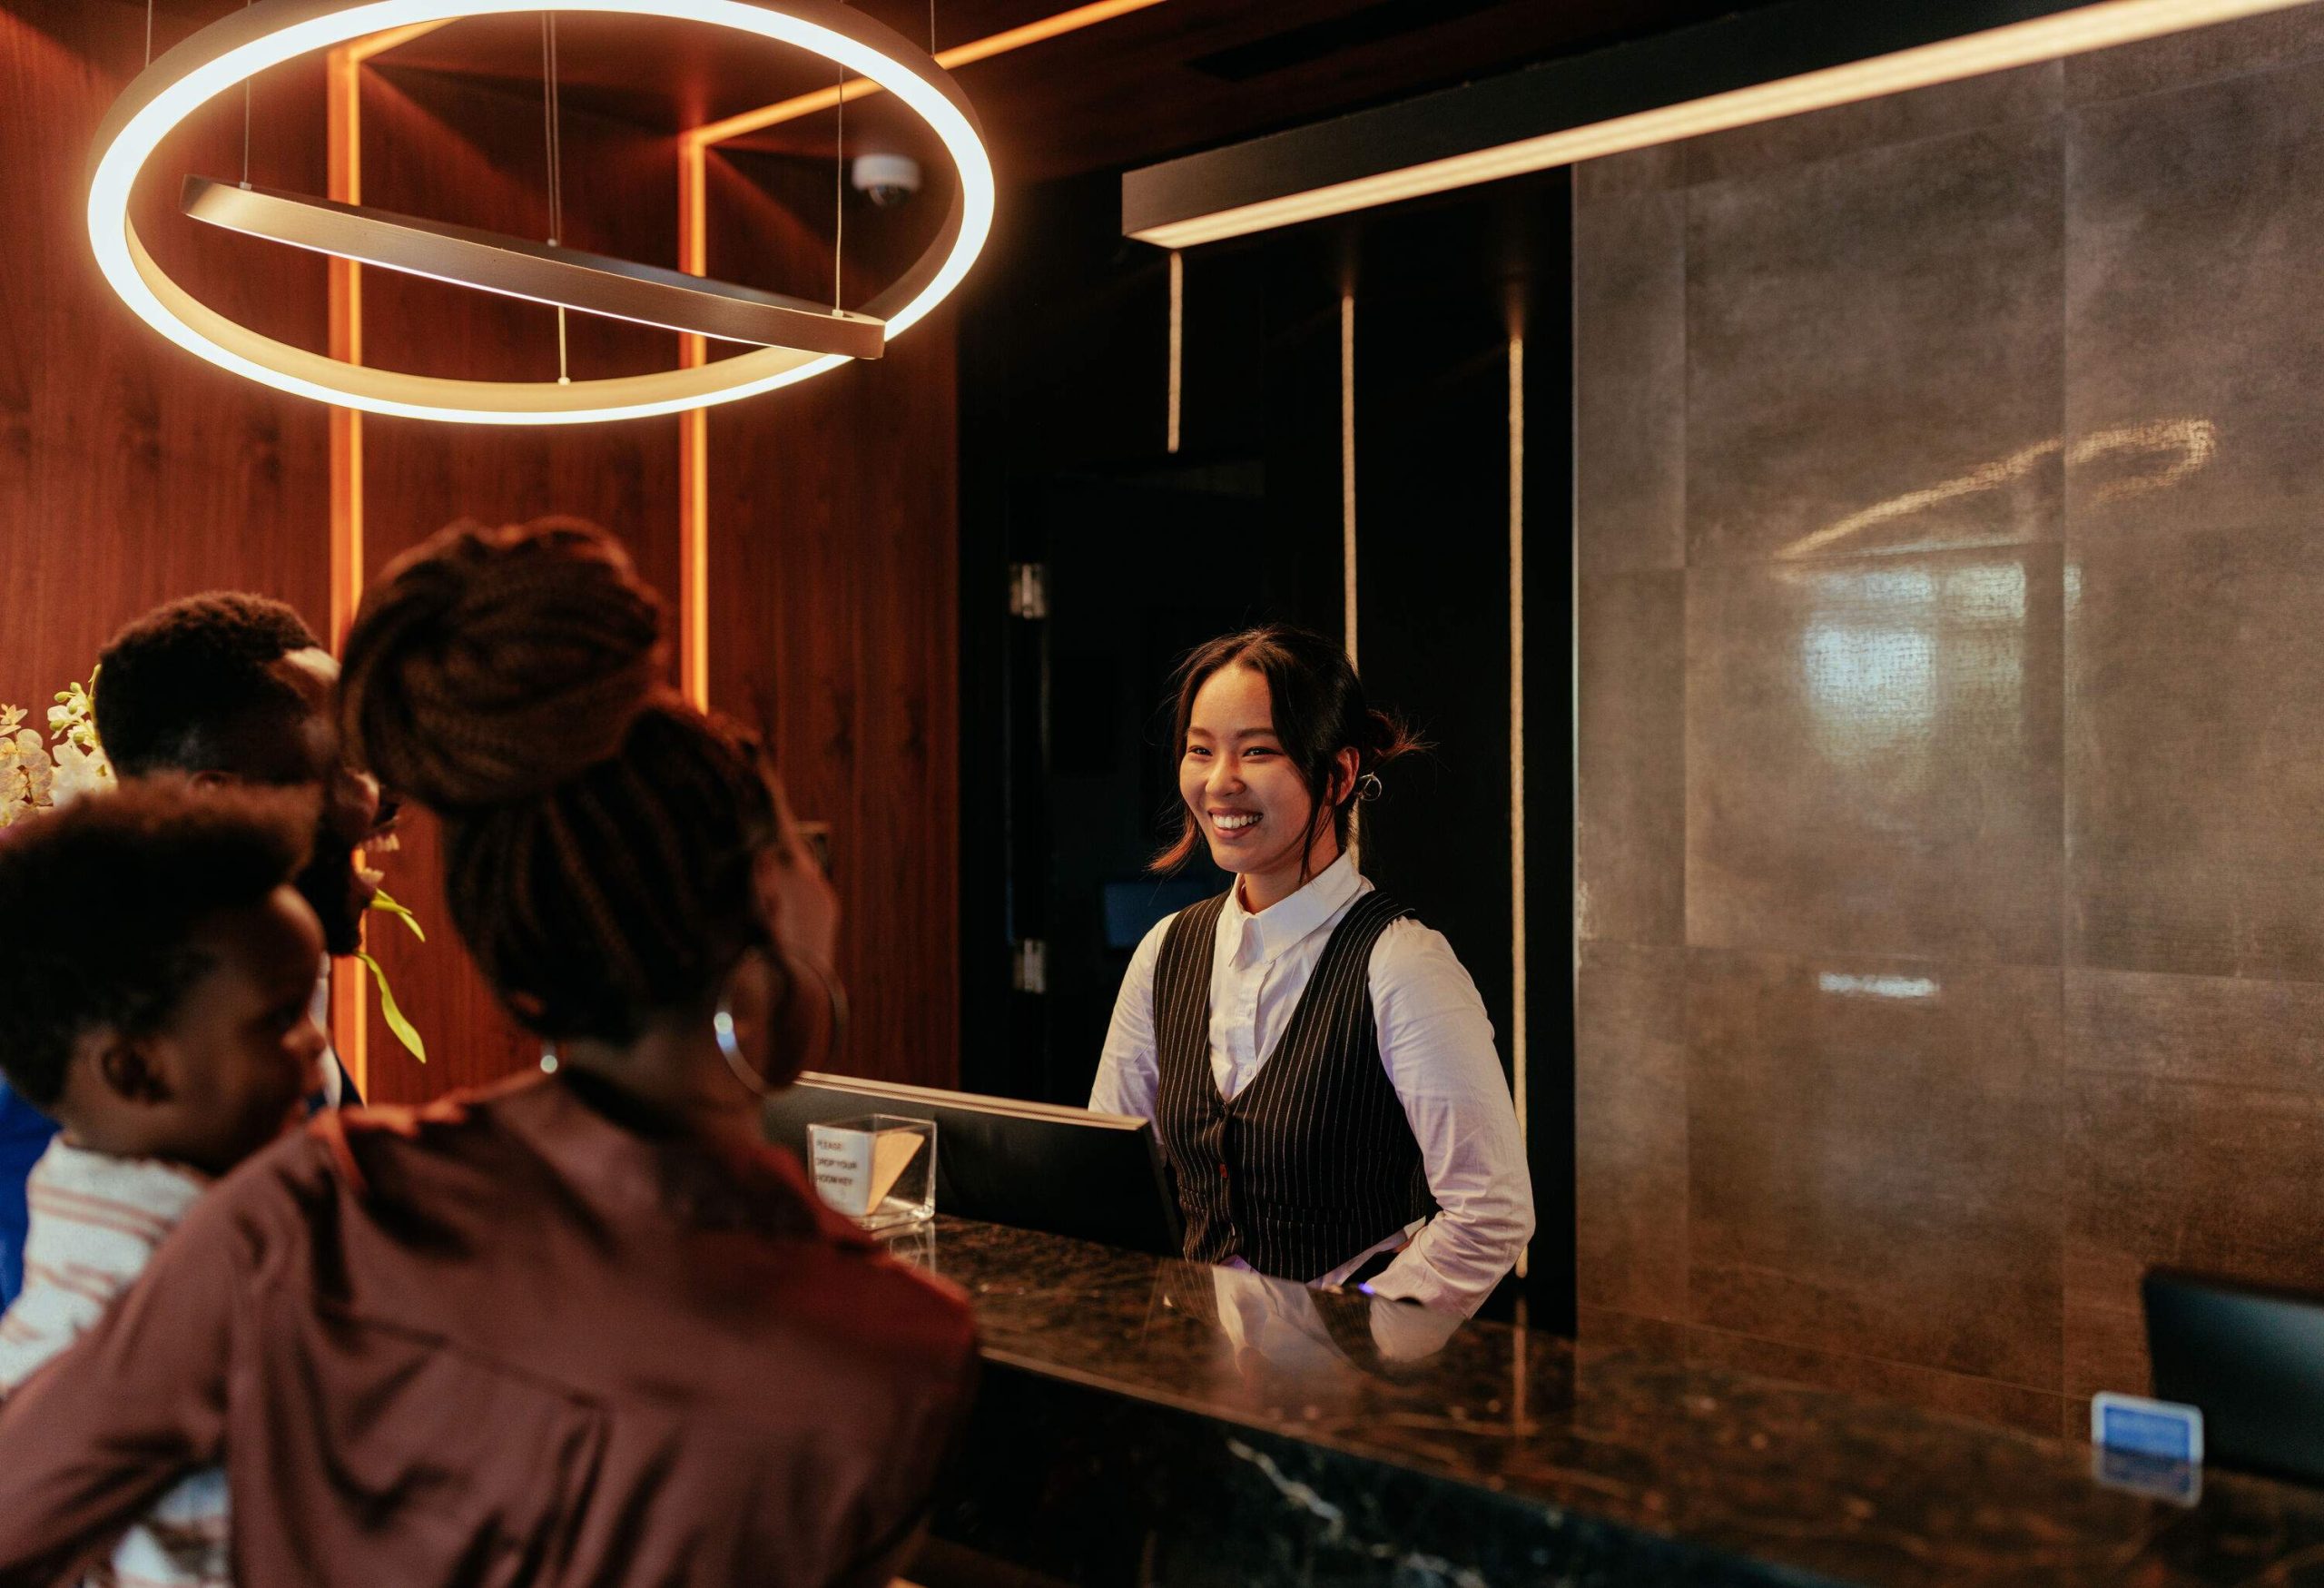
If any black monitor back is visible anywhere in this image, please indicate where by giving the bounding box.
[2145,1269,2324,1484]
[763,1073,1184,1258]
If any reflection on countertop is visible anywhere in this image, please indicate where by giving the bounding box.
[894,1217,2324,1588]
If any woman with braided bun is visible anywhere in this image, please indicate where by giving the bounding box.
[0,518,978,1588]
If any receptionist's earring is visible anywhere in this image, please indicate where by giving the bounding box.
[1356,772,1385,803]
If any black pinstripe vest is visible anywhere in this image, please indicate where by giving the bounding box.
[1152,888,1435,1281]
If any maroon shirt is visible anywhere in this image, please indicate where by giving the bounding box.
[0,1072,977,1587]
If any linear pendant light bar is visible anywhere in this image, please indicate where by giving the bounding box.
[1123,0,2315,248]
[187,177,887,355]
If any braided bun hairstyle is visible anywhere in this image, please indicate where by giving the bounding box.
[339,517,778,1044]
[1152,624,1423,881]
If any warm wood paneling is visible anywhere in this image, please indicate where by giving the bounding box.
[350,67,686,1103]
[5,3,961,1104]
[0,1,331,716]
[704,149,960,1090]
[344,60,959,1098]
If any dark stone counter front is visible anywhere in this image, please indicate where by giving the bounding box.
[889,1218,2324,1586]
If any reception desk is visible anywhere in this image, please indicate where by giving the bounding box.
[891,1218,2324,1586]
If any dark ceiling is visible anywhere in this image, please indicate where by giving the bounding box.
[338,0,1791,182]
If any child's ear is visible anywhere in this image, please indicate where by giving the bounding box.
[88,1031,173,1106]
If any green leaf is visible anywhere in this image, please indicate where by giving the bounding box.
[368,888,426,942]
[357,950,427,1064]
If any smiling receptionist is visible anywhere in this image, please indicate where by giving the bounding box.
[1090,626,1532,1316]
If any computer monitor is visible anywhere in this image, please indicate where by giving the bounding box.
[762,1074,1185,1258]
[2144,1269,2324,1484]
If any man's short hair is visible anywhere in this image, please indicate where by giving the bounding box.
[0,782,307,1109]
[94,595,324,778]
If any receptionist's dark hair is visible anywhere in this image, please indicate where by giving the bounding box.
[1152,625,1421,879]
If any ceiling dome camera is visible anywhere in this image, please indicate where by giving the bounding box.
[850,153,922,210]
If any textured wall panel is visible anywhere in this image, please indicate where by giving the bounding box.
[1575,4,2324,1435]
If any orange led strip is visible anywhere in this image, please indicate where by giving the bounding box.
[324,27,444,1096]
[321,18,455,1091]
[684,0,1162,150]
[347,19,453,64]
[678,138,710,706]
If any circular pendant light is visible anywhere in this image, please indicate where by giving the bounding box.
[87,0,993,425]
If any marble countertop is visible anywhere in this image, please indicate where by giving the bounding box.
[889,1216,2324,1587]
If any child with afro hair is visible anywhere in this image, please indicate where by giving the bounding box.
[0,780,328,1585]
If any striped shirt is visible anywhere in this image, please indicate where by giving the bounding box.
[1093,853,1534,1316]
[1151,888,1435,1284]
[0,1139,231,1588]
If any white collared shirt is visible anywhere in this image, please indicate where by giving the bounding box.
[1204,1263,1466,1370]
[1091,853,1533,1316]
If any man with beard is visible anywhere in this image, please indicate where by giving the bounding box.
[0,594,388,1303]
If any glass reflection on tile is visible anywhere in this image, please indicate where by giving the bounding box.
[2072,416,2215,507]
[1796,562,2025,778]
[1146,1261,1463,1388]
[1799,568,1937,771]
[1817,972,1939,1000]
[1783,439,2060,562]
[1777,417,2211,562]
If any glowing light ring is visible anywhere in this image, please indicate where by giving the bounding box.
[89,0,993,425]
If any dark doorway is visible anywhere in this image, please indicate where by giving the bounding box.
[958,165,1574,1327]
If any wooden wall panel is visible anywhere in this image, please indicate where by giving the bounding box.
[1572,20,2324,1437]
[349,82,960,1100]
[351,68,685,1104]
[704,148,960,1090]
[0,1,330,719]
[3,4,961,1105]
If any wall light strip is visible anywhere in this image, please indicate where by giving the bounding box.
[677,137,711,707]
[1508,331,1526,1176]
[1339,290,1356,669]
[324,55,366,649]
[684,0,1163,147]
[679,401,710,707]
[1337,288,1358,861]
[1165,249,1181,454]
[345,17,448,62]
[326,33,369,1098]
[1125,0,2315,249]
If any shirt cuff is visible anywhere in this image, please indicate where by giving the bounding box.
[1364,1238,1482,1316]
